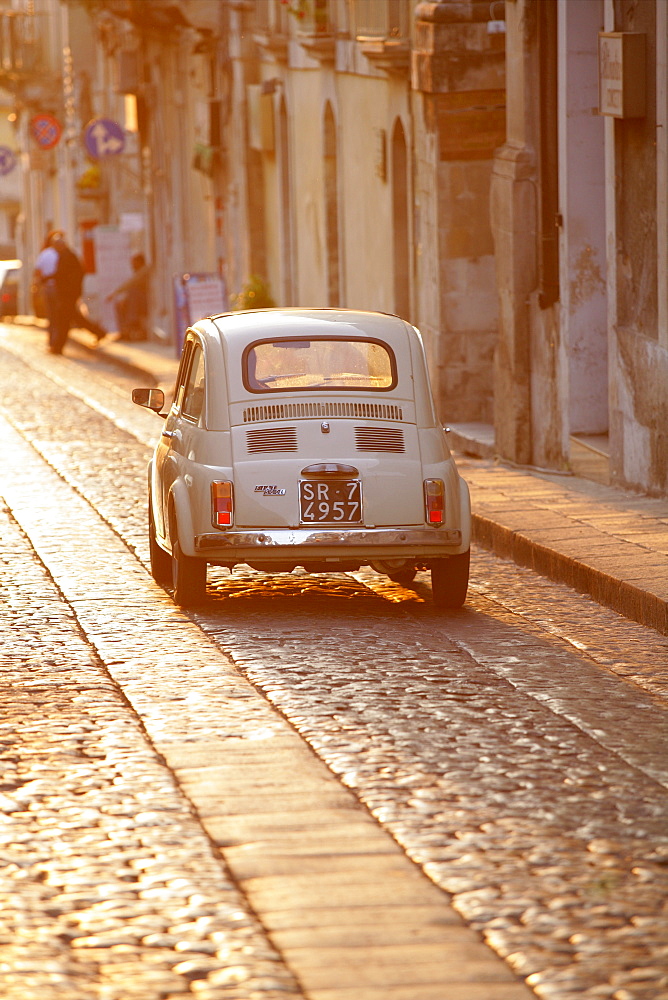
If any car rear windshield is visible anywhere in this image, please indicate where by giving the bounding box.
[244,338,397,392]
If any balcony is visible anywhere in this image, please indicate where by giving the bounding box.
[252,0,290,62]
[295,0,335,64]
[0,10,42,82]
[352,0,410,76]
[96,0,191,32]
[0,9,56,106]
[357,35,410,74]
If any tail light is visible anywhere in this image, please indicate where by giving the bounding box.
[424,479,445,525]
[211,481,233,527]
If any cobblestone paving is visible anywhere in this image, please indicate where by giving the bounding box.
[1,331,668,1000]
[196,570,668,1000]
[457,551,668,702]
[0,503,302,1000]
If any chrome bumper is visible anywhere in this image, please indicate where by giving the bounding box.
[195,526,462,558]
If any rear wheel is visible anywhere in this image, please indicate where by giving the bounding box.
[167,508,207,609]
[172,539,207,607]
[149,498,172,587]
[431,550,470,608]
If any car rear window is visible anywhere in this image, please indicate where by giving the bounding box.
[244,338,397,392]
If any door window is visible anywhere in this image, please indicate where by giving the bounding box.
[182,344,205,421]
[173,339,194,410]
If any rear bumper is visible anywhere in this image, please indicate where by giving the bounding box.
[195,526,463,563]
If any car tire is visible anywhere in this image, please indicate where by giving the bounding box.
[387,566,417,586]
[172,538,207,607]
[149,499,172,587]
[431,550,470,609]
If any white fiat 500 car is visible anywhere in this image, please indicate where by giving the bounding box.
[132,308,471,608]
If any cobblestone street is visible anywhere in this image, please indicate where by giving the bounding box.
[0,325,667,1000]
[0,498,301,999]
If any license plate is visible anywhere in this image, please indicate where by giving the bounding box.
[299,479,362,523]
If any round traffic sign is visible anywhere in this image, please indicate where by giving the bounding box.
[0,146,17,175]
[84,118,125,159]
[29,113,62,150]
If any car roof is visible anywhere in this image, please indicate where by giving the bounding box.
[197,308,416,350]
[187,308,438,429]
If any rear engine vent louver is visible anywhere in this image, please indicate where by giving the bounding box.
[243,401,403,423]
[246,426,297,453]
[355,427,405,452]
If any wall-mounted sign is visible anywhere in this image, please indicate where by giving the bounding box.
[0,146,16,175]
[84,118,125,159]
[598,32,646,118]
[29,113,62,150]
[173,272,228,353]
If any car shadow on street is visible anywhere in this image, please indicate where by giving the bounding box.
[195,565,474,624]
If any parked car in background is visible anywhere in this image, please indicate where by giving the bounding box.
[133,308,471,609]
[0,260,21,319]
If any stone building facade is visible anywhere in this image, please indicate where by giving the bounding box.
[3,0,665,497]
[220,0,504,431]
[493,0,667,496]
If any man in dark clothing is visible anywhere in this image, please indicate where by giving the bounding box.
[49,234,84,354]
[48,234,107,353]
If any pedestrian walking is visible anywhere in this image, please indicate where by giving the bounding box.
[106,252,149,341]
[48,233,84,354]
[33,231,60,343]
[73,298,107,344]
[47,233,107,354]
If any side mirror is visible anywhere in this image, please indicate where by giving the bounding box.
[132,387,166,415]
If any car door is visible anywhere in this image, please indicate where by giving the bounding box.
[153,337,199,539]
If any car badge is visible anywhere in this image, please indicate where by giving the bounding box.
[321,421,330,433]
[254,485,286,496]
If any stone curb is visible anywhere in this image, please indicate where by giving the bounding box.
[472,513,668,636]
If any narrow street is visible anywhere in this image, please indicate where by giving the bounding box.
[1,324,667,1000]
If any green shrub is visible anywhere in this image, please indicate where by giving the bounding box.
[231,275,276,310]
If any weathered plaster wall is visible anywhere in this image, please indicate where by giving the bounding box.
[412,92,442,403]
[490,0,537,466]
[437,159,497,424]
[288,67,330,306]
[413,1,505,426]
[611,330,668,495]
[529,298,566,469]
[336,73,408,313]
[558,0,607,439]
[607,0,667,495]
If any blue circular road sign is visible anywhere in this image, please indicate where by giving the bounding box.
[84,118,125,159]
[0,147,16,175]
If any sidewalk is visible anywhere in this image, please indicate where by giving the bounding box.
[72,327,668,637]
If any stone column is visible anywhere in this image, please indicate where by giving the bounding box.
[489,0,538,465]
[412,0,506,425]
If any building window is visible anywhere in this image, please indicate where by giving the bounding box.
[254,1,292,35]
[301,0,332,34]
[353,0,410,39]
